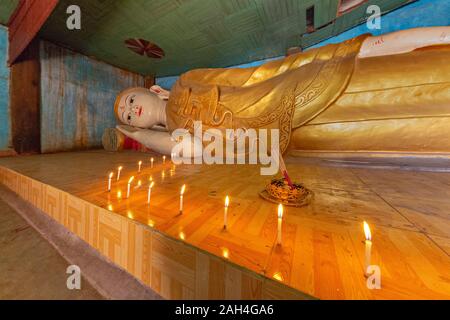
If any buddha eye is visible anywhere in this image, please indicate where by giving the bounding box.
[129,96,135,105]
[127,111,132,123]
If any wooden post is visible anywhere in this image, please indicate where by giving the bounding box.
[10,39,41,154]
[144,75,155,89]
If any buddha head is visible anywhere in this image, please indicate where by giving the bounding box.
[114,86,168,128]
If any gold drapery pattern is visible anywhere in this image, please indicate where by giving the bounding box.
[166,35,369,153]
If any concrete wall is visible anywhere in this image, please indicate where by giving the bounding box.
[40,41,144,153]
[156,0,450,90]
[0,25,11,152]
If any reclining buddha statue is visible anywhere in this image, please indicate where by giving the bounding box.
[109,27,450,156]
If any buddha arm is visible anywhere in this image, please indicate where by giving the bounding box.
[115,125,203,157]
[116,125,176,155]
[359,26,450,58]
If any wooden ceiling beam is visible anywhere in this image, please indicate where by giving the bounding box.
[8,0,59,65]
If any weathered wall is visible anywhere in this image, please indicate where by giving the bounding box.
[156,0,450,90]
[0,25,11,152]
[40,41,144,153]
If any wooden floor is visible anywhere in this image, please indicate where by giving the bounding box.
[1,150,449,299]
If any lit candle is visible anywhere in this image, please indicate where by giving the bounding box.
[150,157,154,168]
[363,221,372,276]
[137,180,142,188]
[126,176,134,198]
[147,181,154,204]
[277,204,283,245]
[117,190,122,199]
[163,155,166,164]
[138,161,142,172]
[107,172,114,192]
[117,166,123,181]
[224,196,229,229]
[179,184,186,214]
[222,248,229,259]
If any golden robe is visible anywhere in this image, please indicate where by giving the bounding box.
[166,34,450,154]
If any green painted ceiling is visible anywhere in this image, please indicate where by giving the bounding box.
[0,0,20,25]
[38,0,412,77]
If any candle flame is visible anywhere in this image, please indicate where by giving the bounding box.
[149,176,153,181]
[108,204,113,211]
[363,221,372,241]
[151,157,154,162]
[180,184,186,195]
[128,176,135,184]
[118,166,123,171]
[222,248,229,259]
[138,161,142,165]
[179,231,185,240]
[117,191,122,199]
[149,181,155,188]
[127,211,134,219]
[138,180,142,187]
[109,172,114,179]
[273,272,284,282]
[225,196,230,207]
[148,219,154,227]
[278,203,283,219]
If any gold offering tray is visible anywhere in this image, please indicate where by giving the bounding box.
[259,188,313,207]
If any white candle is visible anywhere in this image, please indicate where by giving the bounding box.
[107,172,113,192]
[138,161,142,172]
[277,204,283,245]
[224,196,229,229]
[117,166,123,181]
[163,155,166,164]
[150,157,154,168]
[127,176,134,199]
[147,181,154,204]
[363,221,372,276]
[179,184,186,214]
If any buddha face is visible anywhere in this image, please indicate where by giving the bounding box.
[114,87,166,128]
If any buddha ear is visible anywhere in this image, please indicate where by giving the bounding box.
[149,85,170,101]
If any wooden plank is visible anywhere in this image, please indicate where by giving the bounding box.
[0,151,449,299]
[8,0,59,65]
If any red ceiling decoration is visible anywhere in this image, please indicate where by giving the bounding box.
[124,38,165,59]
